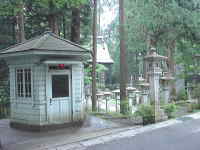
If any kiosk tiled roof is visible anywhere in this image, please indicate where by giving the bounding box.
[0,31,88,55]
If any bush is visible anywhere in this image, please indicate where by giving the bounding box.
[134,104,154,125]
[164,103,177,118]
[176,89,187,101]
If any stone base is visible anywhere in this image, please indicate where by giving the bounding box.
[10,121,84,132]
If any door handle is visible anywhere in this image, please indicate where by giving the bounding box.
[50,98,52,105]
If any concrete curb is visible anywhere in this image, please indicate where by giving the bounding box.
[36,126,141,150]
[50,112,200,150]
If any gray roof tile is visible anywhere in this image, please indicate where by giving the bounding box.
[0,32,88,54]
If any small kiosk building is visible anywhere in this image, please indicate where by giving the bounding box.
[0,32,89,130]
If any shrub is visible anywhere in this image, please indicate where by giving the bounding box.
[134,104,154,125]
[164,103,177,118]
[176,89,187,101]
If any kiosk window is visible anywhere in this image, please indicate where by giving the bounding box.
[52,75,69,98]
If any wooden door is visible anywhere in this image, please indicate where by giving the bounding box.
[48,71,72,124]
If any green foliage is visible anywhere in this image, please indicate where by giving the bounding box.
[103,0,200,84]
[84,65,92,84]
[84,64,108,85]
[134,104,154,125]
[164,103,177,118]
[0,0,91,50]
[96,64,108,73]
[176,89,188,101]
[160,99,165,106]
[33,0,87,16]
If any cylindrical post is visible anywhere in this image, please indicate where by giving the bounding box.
[106,97,108,112]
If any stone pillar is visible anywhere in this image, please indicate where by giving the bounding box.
[144,48,168,122]
[141,91,149,104]
[149,71,162,122]
[149,70,161,103]
[187,85,193,100]
[138,81,150,105]
[135,90,141,105]
[127,87,136,110]
[163,86,170,104]
[160,73,174,104]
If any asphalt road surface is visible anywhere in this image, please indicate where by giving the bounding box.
[86,117,200,150]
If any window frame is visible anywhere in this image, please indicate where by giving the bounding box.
[15,67,33,99]
[49,69,71,100]
[51,74,70,98]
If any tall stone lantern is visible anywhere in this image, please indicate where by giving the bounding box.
[144,48,168,122]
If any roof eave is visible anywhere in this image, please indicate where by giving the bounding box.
[0,49,90,59]
[32,49,89,56]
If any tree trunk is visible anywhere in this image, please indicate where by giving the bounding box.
[119,0,128,114]
[71,7,81,44]
[16,2,25,43]
[167,41,176,75]
[48,14,59,35]
[92,0,97,112]
[63,16,66,38]
[166,40,176,99]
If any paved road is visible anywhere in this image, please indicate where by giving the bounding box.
[85,117,200,150]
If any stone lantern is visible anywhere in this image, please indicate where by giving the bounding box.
[112,89,120,112]
[138,82,150,104]
[160,72,174,104]
[186,83,195,100]
[126,87,136,110]
[134,90,141,105]
[103,91,112,112]
[144,47,168,122]
[96,92,104,112]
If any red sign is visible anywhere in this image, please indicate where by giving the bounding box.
[58,64,65,69]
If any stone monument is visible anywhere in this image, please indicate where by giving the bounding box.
[160,72,174,104]
[144,47,168,122]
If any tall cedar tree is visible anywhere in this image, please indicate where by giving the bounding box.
[71,7,81,43]
[119,0,128,114]
[92,0,97,111]
[16,1,25,43]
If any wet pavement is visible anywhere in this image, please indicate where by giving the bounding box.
[86,117,200,150]
[0,116,124,150]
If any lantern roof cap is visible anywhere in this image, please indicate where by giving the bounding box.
[103,91,112,96]
[138,82,150,87]
[160,72,174,81]
[112,89,120,93]
[126,87,137,91]
[135,90,141,93]
[144,47,168,61]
